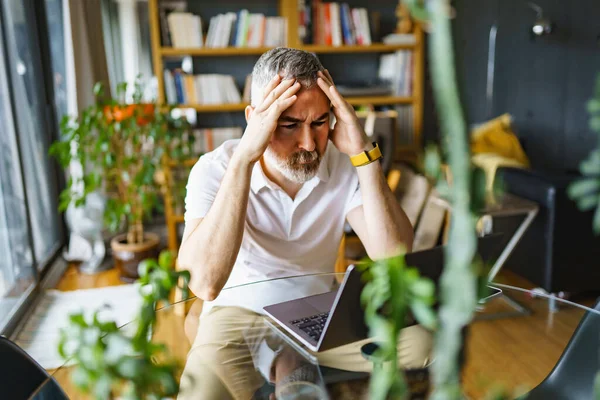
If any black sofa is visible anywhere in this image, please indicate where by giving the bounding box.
[494,167,600,294]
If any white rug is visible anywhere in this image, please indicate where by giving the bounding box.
[15,284,142,369]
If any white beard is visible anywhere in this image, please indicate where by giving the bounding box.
[263,146,321,184]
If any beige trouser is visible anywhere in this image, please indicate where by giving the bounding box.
[178,306,433,400]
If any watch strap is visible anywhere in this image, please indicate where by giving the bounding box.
[350,142,382,167]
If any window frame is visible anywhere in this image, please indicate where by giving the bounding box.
[0,0,68,336]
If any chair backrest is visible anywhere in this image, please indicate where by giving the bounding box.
[0,336,67,399]
[527,298,600,399]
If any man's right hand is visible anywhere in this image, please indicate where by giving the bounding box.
[235,75,301,164]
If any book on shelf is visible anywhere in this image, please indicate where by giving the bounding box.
[205,11,286,48]
[163,9,286,49]
[159,1,186,47]
[382,33,417,46]
[298,0,307,44]
[378,50,414,97]
[192,127,244,154]
[300,1,374,46]
[167,12,203,48]
[369,11,381,43]
[164,70,246,105]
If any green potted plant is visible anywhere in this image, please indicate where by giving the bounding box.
[50,78,190,281]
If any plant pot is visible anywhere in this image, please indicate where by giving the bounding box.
[110,232,160,282]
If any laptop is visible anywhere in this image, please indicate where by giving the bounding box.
[263,234,503,352]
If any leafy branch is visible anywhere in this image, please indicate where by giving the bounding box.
[360,255,437,400]
[404,0,479,398]
[58,251,190,399]
[568,74,600,234]
[567,74,600,398]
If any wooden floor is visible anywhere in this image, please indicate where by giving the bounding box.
[55,264,125,291]
[52,264,595,399]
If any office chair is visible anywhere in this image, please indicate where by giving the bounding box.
[0,335,67,399]
[522,298,600,400]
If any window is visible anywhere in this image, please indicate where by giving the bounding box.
[45,0,68,119]
[0,0,66,334]
[0,20,37,331]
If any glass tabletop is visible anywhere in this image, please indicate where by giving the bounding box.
[38,273,600,400]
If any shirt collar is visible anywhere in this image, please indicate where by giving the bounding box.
[250,161,271,194]
[250,145,331,194]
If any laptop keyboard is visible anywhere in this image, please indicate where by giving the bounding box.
[291,312,329,341]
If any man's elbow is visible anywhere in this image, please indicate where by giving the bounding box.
[194,285,221,302]
[178,247,230,302]
[182,261,223,302]
[188,278,221,302]
[365,234,413,260]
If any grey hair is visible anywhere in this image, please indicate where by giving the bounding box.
[251,47,325,106]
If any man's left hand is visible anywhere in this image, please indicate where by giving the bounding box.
[317,70,371,156]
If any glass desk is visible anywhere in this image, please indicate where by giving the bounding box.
[38,273,599,399]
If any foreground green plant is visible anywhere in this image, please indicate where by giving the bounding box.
[403,0,479,398]
[568,75,600,234]
[360,255,437,399]
[58,251,190,399]
[567,73,600,398]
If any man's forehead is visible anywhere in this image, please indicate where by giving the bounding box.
[279,111,329,122]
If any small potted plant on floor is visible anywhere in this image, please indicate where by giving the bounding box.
[50,78,190,281]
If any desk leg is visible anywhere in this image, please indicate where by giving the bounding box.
[487,208,539,282]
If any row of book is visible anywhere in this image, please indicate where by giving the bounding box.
[204,12,286,48]
[164,10,286,48]
[164,70,243,105]
[378,51,414,97]
[166,12,203,48]
[298,1,377,46]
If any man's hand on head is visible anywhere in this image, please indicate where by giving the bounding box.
[316,70,371,156]
[235,75,301,165]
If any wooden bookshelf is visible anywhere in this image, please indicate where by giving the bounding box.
[346,96,414,106]
[161,47,273,56]
[300,43,417,53]
[149,0,425,257]
[168,96,413,112]
[149,0,424,129]
[161,43,417,57]
[179,103,248,112]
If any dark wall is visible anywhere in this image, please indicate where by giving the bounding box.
[448,0,600,172]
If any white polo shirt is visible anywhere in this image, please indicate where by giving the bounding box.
[184,139,362,315]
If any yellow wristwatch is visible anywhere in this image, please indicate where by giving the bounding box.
[350,142,382,167]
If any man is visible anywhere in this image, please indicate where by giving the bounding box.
[179,47,413,303]
[177,48,429,399]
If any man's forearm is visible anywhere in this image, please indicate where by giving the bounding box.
[356,160,414,257]
[178,154,254,300]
